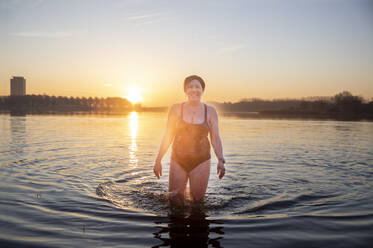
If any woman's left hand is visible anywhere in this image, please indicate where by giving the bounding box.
[217,161,225,179]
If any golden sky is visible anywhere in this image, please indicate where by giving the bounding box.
[1,0,372,106]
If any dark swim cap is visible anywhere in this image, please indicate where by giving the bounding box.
[184,75,205,92]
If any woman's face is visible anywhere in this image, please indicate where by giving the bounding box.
[185,79,203,101]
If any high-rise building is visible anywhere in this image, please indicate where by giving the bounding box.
[10,76,26,96]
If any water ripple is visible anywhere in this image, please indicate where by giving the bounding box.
[1,115,373,247]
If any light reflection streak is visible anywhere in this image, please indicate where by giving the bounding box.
[129,112,138,167]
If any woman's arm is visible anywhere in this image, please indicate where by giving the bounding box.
[154,104,178,179]
[208,107,226,179]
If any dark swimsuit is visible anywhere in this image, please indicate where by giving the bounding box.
[171,103,211,173]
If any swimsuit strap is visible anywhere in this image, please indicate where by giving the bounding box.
[204,104,207,124]
[180,102,184,120]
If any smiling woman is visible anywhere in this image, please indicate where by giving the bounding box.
[124,87,143,104]
[153,75,226,205]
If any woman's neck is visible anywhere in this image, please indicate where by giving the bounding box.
[187,100,201,108]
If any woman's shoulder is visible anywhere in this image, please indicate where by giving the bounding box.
[170,102,184,111]
[204,103,218,123]
[168,103,183,116]
[171,102,183,108]
[204,103,218,115]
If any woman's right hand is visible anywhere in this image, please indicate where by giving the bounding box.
[153,160,162,179]
[217,160,225,179]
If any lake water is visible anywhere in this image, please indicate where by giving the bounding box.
[1,112,373,247]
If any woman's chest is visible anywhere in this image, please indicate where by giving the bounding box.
[181,109,205,124]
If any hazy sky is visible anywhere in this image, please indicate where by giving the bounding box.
[1,0,372,106]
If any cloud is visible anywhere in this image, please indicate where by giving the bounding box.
[127,12,165,20]
[104,83,112,87]
[217,44,247,54]
[10,31,73,38]
[125,10,171,26]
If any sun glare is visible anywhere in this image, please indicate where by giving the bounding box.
[125,87,143,104]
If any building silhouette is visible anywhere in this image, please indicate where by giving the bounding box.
[10,76,26,96]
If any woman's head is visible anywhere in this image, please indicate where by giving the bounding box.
[184,75,205,92]
[184,75,205,102]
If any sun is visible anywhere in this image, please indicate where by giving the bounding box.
[124,87,143,104]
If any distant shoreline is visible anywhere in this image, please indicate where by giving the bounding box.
[220,110,373,121]
[1,109,372,121]
[1,91,372,121]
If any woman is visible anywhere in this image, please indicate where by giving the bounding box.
[153,75,226,203]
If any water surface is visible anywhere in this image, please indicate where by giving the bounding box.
[1,113,372,247]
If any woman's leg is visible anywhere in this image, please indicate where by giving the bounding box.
[188,159,211,202]
[169,160,188,204]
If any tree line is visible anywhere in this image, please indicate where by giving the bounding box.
[1,91,372,119]
[211,91,373,119]
[0,94,140,113]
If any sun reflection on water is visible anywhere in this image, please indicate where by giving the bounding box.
[129,112,138,167]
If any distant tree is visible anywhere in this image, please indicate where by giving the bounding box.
[81,97,88,108]
[0,97,5,109]
[50,95,57,106]
[299,100,310,111]
[75,97,82,107]
[105,97,131,110]
[93,97,100,110]
[67,96,74,106]
[99,97,106,109]
[334,91,363,113]
[56,96,64,106]
[363,99,373,115]
[88,97,94,110]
